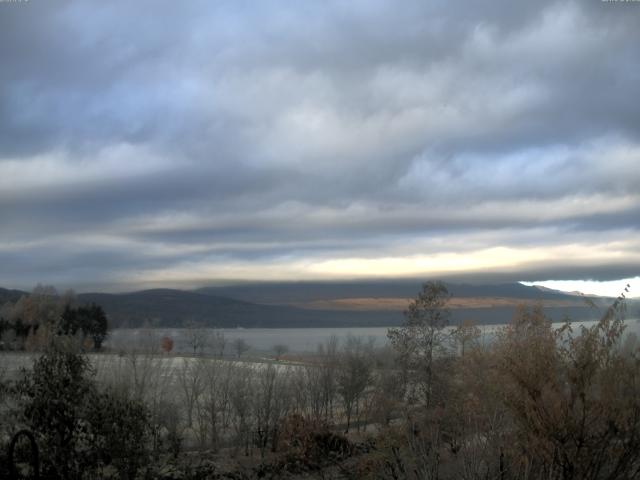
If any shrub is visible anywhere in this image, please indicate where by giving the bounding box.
[15,343,152,479]
[87,389,151,479]
[15,345,97,479]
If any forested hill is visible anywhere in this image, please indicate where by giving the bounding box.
[76,289,403,328]
[196,281,587,304]
[78,286,606,328]
[0,287,26,305]
[1,283,630,328]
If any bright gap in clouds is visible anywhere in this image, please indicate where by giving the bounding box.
[521,277,640,299]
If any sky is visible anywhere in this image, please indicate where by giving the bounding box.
[0,0,639,296]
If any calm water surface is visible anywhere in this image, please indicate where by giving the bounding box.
[107,318,640,354]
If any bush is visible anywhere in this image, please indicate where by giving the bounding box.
[276,414,353,472]
[15,344,151,479]
[88,389,151,479]
[494,303,640,479]
[16,346,97,479]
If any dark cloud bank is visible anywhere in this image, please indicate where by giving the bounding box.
[0,0,639,292]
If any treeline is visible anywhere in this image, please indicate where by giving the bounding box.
[1,281,639,479]
[0,285,108,351]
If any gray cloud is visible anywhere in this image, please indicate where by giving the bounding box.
[1,0,639,291]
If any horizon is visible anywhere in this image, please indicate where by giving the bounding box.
[2,277,638,300]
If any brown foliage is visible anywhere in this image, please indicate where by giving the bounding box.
[276,413,353,472]
[494,301,640,479]
[160,335,174,353]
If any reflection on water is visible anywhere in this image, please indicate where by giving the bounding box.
[107,318,640,354]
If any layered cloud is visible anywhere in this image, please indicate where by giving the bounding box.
[1,0,639,292]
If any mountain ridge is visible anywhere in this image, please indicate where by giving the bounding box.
[1,282,623,328]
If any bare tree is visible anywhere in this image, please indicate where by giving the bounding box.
[369,364,403,428]
[229,366,253,456]
[104,329,177,455]
[212,329,227,358]
[177,358,205,429]
[233,338,250,358]
[272,343,289,360]
[337,336,373,432]
[196,360,236,451]
[452,319,481,357]
[318,336,339,421]
[291,367,310,415]
[253,364,277,457]
[302,363,325,421]
[184,320,210,356]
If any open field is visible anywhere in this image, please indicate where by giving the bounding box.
[0,347,386,454]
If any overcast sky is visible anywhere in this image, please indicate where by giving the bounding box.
[1,0,639,296]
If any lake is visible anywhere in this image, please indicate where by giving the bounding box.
[106,318,640,354]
